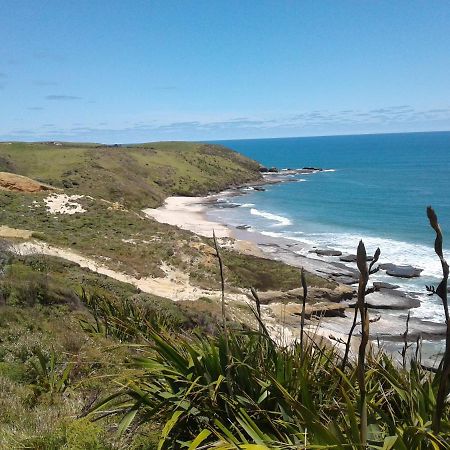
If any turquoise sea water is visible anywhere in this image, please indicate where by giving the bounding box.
[208,132,450,321]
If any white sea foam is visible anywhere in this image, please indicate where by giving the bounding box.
[250,208,292,226]
[260,231,285,238]
[239,203,255,208]
[322,169,336,172]
[303,232,444,280]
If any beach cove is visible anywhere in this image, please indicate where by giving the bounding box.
[143,165,447,366]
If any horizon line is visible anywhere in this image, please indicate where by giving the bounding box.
[1,129,450,146]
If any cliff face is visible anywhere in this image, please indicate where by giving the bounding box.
[0,141,262,209]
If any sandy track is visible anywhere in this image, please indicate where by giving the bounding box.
[13,241,247,303]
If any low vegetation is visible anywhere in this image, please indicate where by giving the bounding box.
[0,141,262,209]
[0,142,448,448]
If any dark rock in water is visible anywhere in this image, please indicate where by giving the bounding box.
[311,249,343,257]
[267,167,279,173]
[215,201,240,209]
[303,167,323,171]
[379,263,423,278]
[253,186,266,191]
[373,281,400,290]
[258,166,268,172]
[235,224,251,230]
[350,290,420,310]
[340,254,373,263]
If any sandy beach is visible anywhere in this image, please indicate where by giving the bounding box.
[143,196,232,239]
[141,192,446,366]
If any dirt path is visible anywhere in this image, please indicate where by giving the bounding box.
[13,241,249,303]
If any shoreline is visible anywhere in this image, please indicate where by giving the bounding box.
[142,185,446,365]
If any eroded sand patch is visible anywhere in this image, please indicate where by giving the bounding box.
[0,225,33,239]
[43,194,87,214]
[0,172,57,193]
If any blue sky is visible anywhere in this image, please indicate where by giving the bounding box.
[1,0,449,143]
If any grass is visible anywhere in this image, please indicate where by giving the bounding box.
[0,250,288,448]
[0,228,448,448]
[0,139,333,294]
[0,253,222,449]
[3,140,447,448]
[90,319,450,449]
[0,141,262,209]
[0,189,332,292]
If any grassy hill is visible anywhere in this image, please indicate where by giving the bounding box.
[0,142,448,448]
[0,140,328,290]
[0,141,262,208]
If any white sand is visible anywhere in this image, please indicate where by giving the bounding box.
[143,196,231,238]
[43,194,87,214]
[12,241,249,303]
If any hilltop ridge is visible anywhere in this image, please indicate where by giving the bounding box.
[0,141,262,209]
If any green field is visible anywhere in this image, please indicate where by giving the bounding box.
[0,141,262,208]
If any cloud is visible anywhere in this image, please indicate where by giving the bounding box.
[45,95,82,101]
[10,129,37,135]
[427,108,450,114]
[369,105,413,114]
[2,104,450,143]
[34,80,58,86]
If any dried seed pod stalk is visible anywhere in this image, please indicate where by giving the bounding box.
[426,207,450,432]
[300,268,307,357]
[356,240,370,446]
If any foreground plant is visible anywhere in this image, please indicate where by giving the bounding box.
[427,206,450,433]
[88,320,449,448]
[86,220,450,448]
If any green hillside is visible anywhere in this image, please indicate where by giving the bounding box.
[0,141,262,208]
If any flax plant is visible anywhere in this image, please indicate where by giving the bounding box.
[342,246,380,371]
[300,267,307,359]
[426,206,450,433]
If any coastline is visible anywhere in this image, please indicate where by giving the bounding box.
[142,184,446,365]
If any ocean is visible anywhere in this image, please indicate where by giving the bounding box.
[208,131,450,323]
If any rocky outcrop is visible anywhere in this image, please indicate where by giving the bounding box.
[373,281,400,290]
[302,167,323,171]
[235,225,251,230]
[0,172,57,193]
[379,263,423,278]
[254,284,354,305]
[311,249,343,257]
[350,289,420,310]
[269,301,348,321]
[340,254,373,263]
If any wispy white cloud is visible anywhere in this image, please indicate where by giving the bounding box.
[2,105,450,142]
[45,95,82,101]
